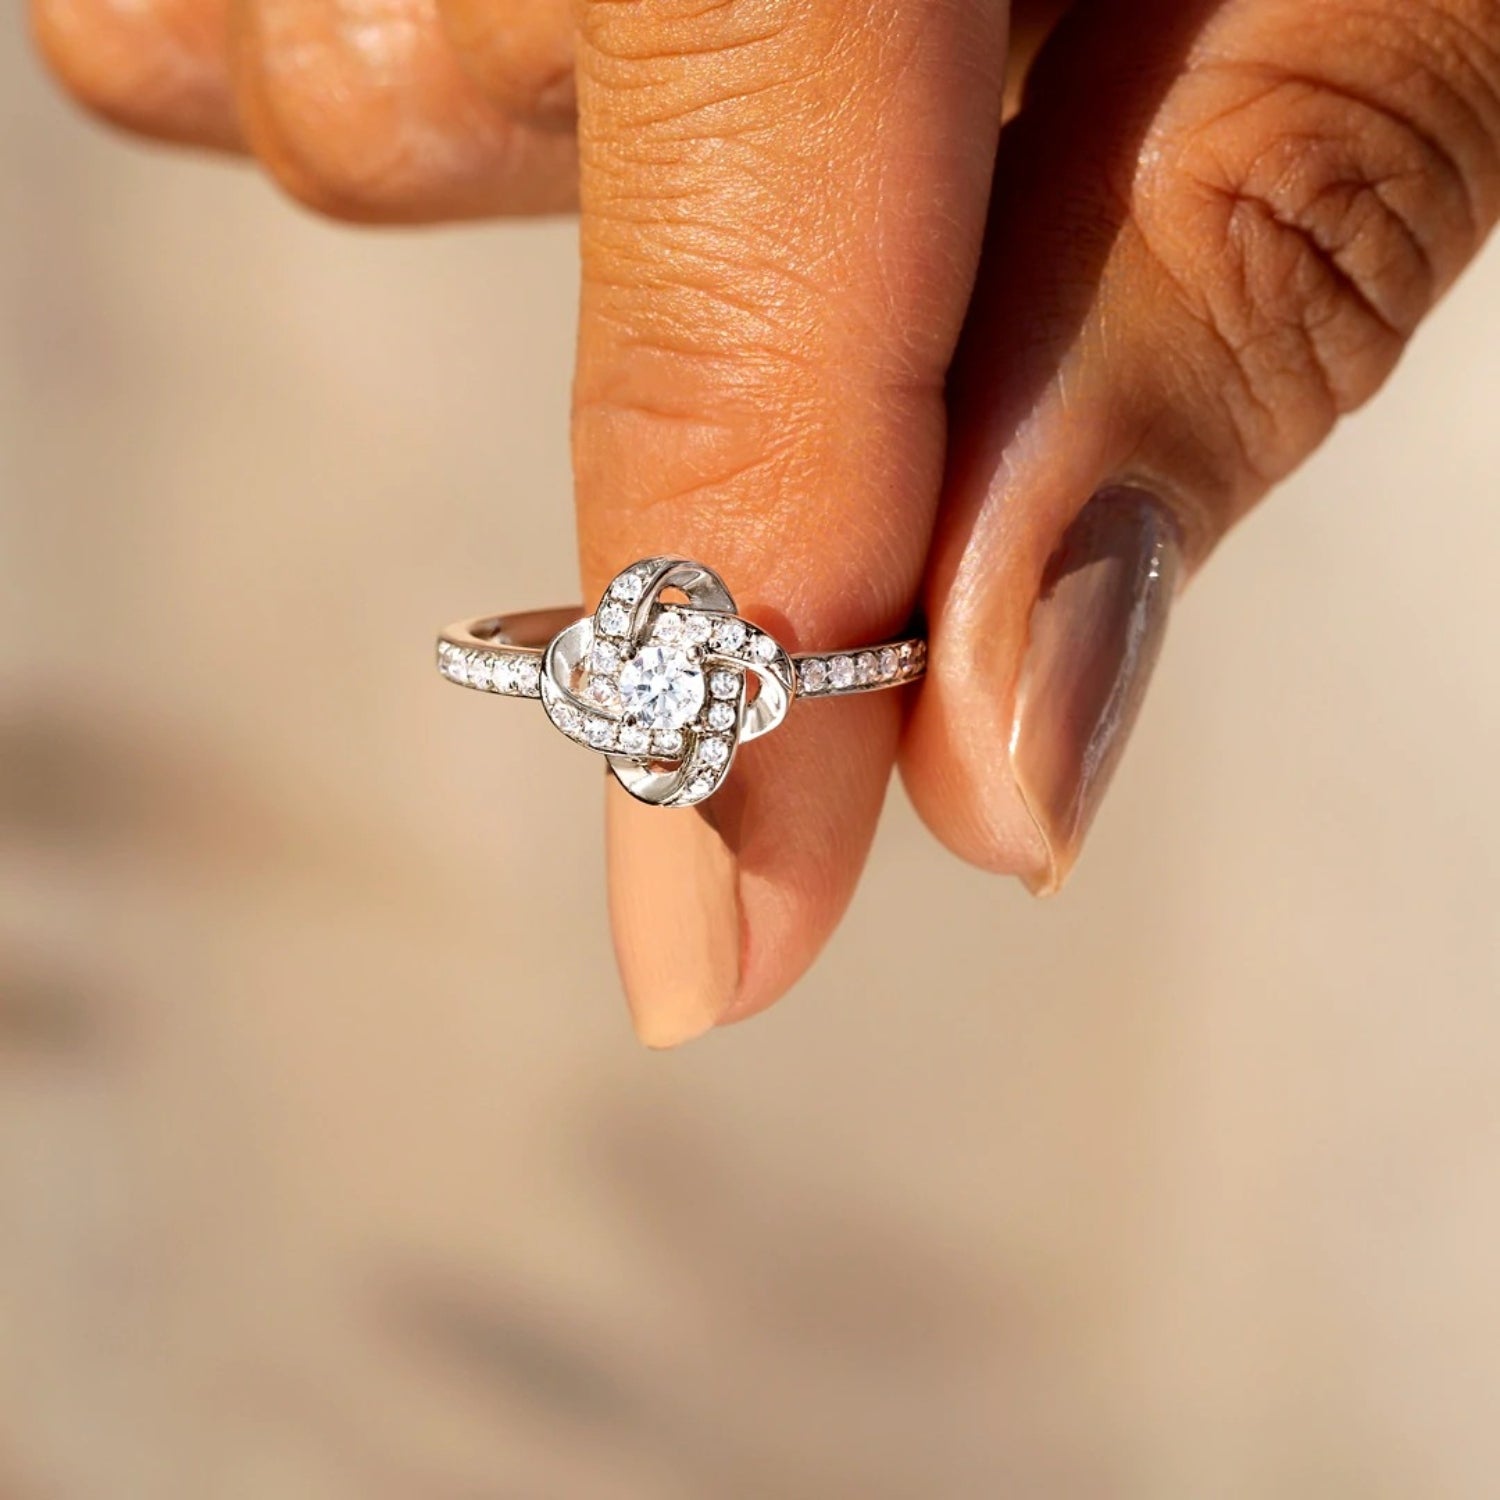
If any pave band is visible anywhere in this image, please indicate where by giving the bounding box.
[436,557,926,808]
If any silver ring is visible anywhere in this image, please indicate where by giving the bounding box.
[436,556,926,808]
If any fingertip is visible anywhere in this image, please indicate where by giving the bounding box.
[605,701,900,1041]
[903,486,1182,894]
[899,658,1052,886]
[606,778,740,1050]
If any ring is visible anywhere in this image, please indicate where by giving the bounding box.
[436,556,927,808]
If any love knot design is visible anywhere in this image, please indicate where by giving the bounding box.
[538,557,796,809]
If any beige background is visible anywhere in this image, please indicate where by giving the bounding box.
[4,21,1500,1499]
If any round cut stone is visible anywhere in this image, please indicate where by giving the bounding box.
[610,569,647,603]
[585,675,621,711]
[679,611,712,647]
[598,602,630,637]
[713,618,746,653]
[652,727,685,758]
[618,645,705,731]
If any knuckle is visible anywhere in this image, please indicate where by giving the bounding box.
[241,15,518,222]
[245,72,427,222]
[32,0,228,143]
[1137,19,1500,476]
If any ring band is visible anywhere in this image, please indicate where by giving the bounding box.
[436,556,926,808]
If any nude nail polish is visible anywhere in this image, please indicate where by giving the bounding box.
[1010,486,1181,894]
[604,779,741,1048]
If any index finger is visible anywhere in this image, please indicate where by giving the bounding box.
[571,0,1008,1043]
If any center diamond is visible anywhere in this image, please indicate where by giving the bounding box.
[617,644,705,731]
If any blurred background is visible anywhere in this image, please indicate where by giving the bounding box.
[4,17,1500,1498]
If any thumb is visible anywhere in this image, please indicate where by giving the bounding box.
[904,0,1500,890]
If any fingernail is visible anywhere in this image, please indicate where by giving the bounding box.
[1010,486,1181,894]
[604,778,741,1048]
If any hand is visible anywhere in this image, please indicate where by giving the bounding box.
[35,0,1500,1042]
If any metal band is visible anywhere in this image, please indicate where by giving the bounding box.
[435,557,926,808]
[437,608,926,701]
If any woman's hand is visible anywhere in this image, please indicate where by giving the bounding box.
[35,0,1500,1042]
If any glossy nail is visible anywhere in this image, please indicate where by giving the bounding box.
[604,778,740,1048]
[1011,486,1181,894]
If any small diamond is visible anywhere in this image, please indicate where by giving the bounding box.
[599,602,630,636]
[480,656,507,691]
[653,609,683,643]
[590,640,621,674]
[586,675,621,711]
[618,724,650,755]
[652,727,685,757]
[511,658,540,695]
[753,634,779,663]
[830,656,855,689]
[698,737,729,768]
[686,775,715,801]
[856,652,878,684]
[679,612,712,647]
[799,659,828,693]
[709,670,739,699]
[707,701,736,731]
[712,618,746,653]
[878,648,899,680]
[444,650,471,684]
[552,702,581,735]
[584,716,615,749]
[610,569,647,603]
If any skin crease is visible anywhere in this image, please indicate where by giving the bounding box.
[30,0,1500,1040]
[437,0,576,127]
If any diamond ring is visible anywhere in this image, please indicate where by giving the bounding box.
[436,556,926,809]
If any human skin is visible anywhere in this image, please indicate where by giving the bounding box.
[32,0,1500,1043]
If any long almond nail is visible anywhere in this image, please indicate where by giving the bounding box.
[1011,486,1181,894]
[604,778,741,1048]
